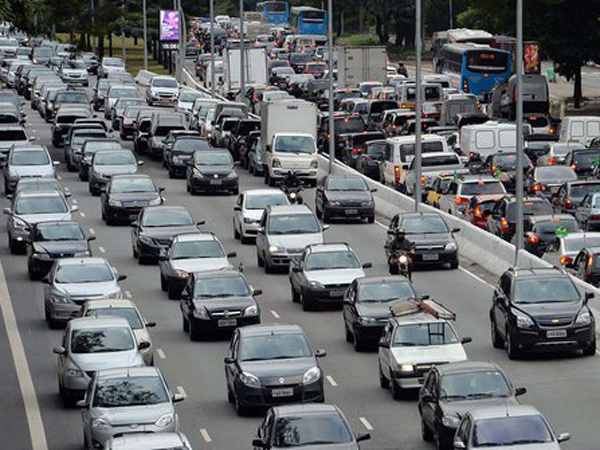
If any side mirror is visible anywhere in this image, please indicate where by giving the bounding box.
[145,321,156,328]
[53,161,60,166]
[557,433,571,443]
[87,236,96,242]
[196,220,206,226]
[315,348,326,358]
[70,205,79,212]
[5,195,12,200]
[356,433,371,443]
[420,393,434,403]
[52,346,66,355]
[253,289,263,296]
[452,227,461,233]
[138,341,151,351]
[322,225,330,231]
[76,400,88,408]
[378,338,389,348]
[172,393,185,403]
[137,160,145,166]
[159,187,165,192]
[371,188,378,193]
[265,144,271,152]
[3,207,12,215]
[130,221,138,228]
[158,255,169,261]
[515,387,527,396]
[291,266,302,273]
[252,439,266,448]
[224,356,235,364]
[64,192,72,198]
[227,252,237,258]
[362,262,373,269]
[233,205,242,211]
[387,229,395,235]
[461,336,473,344]
[117,274,127,282]
[453,440,466,450]
[257,227,265,234]
[585,292,594,303]
[41,277,51,285]
[29,136,37,141]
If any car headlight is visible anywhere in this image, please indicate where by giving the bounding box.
[174,269,188,279]
[244,304,259,316]
[240,371,261,388]
[50,293,70,303]
[31,252,41,259]
[244,217,258,224]
[514,311,534,329]
[73,250,91,257]
[13,218,28,229]
[155,413,174,427]
[91,418,111,430]
[398,364,414,373]
[106,291,122,300]
[172,156,181,163]
[149,197,162,206]
[328,200,341,207]
[193,169,204,178]
[361,200,374,207]
[226,171,238,179]
[309,281,325,290]
[65,368,83,377]
[357,316,377,325]
[269,245,283,253]
[310,159,318,169]
[139,236,156,245]
[576,310,592,326]
[192,307,209,319]
[303,366,321,384]
[445,242,457,251]
[442,415,461,428]
[150,91,159,98]
[108,199,122,207]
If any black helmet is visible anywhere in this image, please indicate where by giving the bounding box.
[396,228,406,238]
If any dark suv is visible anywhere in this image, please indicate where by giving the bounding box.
[490,266,596,359]
[486,196,553,241]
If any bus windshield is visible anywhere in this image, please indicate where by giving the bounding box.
[303,10,325,21]
[467,50,509,73]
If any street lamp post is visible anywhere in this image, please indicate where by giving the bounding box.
[142,0,148,70]
[121,1,126,64]
[240,0,246,101]
[210,0,216,96]
[449,0,453,29]
[326,0,334,173]
[414,0,423,211]
[177,0,185,82]
[515,0,524,260]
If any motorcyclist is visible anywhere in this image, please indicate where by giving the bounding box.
[388,229,414,254]
[282,170,302,190]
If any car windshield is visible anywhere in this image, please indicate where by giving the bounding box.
[461,181,505,195]
[173,139,210,152]
[421,154,460,167]
[57,114,87,124]
[111,178,155,193]
[358,280,415,302]
[507,200,552,219]
[37,223,84,241]
[64,60,86,69]
[245,193,288,210]
[94,152,135,166]
[55,92,88,103]
[72,131,106,144]
[180,91,203,102]
[194,152,232,165]
[392,322,459,346]
[440,371,511,400]
[536,166,578,182]
[0,129,27,140]
[116,98,144,110]
[104,59,124,67]
[16,180,61,194]
[71,327,134,354]
[493,153,532,170]
[15,196,67,214]
[268,214,320,235]
[194,275,249,298]
[305,250,361,271]
[275,136,314,154]
[402,216,448,234]
[93,376,169,407]
[513,277,579,304]
[142,209,193,227]
[272,414,353,447]
[326,177,368,191]
[54,263,114,283]
[10,150,49,165]
[84,308,143,329]
[473,415,553,447]
[171,240,225,259]
[153,78,178,88]
[110,88,137,98]
[240,333,312,361]
[84,142,122,153]
[563,236,600,253]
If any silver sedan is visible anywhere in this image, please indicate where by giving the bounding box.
[233,189,289,244]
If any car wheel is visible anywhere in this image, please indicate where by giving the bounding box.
[353,331,366,352]
[264,258,274,274]
[28,262,40,281]
[368,215,375,224]
[160,274,167,292]
[322,208,330,224]
[234,223,240,240]
[345,322,353,342]
[301,289,313,312]
[227,384,235,403]
[240,233,251,245]
[506,327,521,360]
[257,250,264,268]
[168,169,175,179]
[189,320,201,341]
[583,338,596,356]
[421,418,434,442]
[235,395,249,416]
[490,315,504,349]
[390,373,403,399]
[435,430,450,450]
[132,244,139,259]
[182,315,189,332]
[8,236,19,255]
[378,362,389,389]
[105,213,115,226]
[449,259,459,269]
[316,205,322,219]
[66,157,74,172]
[292,286,300,303]
[167,283,179,300]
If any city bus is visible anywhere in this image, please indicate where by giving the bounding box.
[290,6,327,36]
[439,43,512,98]
[432,28,494,70]
[256,1,290,24]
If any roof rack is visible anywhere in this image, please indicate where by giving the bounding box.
[389,297,456,321]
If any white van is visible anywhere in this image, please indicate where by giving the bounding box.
[440,93,479,126]
[558,116,600,146]
[396,82,443,109]
[380,134,449,189]
[460,121,518,158]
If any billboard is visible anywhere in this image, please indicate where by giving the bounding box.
[160,10,180,41]
[524,42,541,74]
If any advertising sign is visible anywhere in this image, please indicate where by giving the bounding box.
[524,42,541,74]
[160,10,180,42]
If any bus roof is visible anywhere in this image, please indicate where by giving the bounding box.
[447,28,493,44]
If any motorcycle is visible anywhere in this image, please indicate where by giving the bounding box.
[387,250,413,281]
[282,185,303,204]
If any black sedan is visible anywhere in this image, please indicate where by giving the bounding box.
[164,136,212,178]
[180,269,261,341]
[342,276,416,351]
[101,174,164,225]
[224,324,326,415]
[131,205,204,264]
[27,221,94,280]
[185,149,239,195]
[315,175,376,223]
[356,140,387,181]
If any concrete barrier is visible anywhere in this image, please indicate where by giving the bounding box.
[135,70,155,87]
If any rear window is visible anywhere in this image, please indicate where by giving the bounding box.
[534,220,577,235]
[370,101,398,114]
[461,181,505,195]
[401,141,444,158]
[574,151,600,168]
[334,117,366,134]
[507,200,552,219]
[0,130,27,140]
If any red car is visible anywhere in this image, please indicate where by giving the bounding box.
[464,194,510,229]
[303,62,328,79]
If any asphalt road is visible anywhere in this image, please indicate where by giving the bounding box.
[1,76,600,450]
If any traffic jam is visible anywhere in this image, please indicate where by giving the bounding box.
[0,13,597,450]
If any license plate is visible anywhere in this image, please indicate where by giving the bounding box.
[345,209,358,215]
[271,388,294,397]
[330,289,346,297]
[422,254,439,261]
[418,378,425,385]
[547,329,567,338]
[217,319,237,327]
[210,180,222,185]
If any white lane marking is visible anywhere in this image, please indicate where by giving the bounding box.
[98,246,106,253]
[57,175,62,180]
[200,428,212,443]
[31,129,37,133]
[157,348,166,359]
[0,262,49,449]
[270,310,280,319]
[326,375,338,387]
[124,290,132,299]
[458,266,494,288]
[359,417,374,431]
[79,211,86,218]
[71,199,78,204]
[88,228,95,235]
[177,386,187,398]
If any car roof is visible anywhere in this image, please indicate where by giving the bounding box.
[191,269,242,279]
[244,188,286,197]
[144,205,189,213]
[273,403,341,417]
[110,174,152,181]
[469,404,542,421]
[528,214,575,223]
[306,243,352,253]
[83,299,136,309]
[15,190,64,199]
[396,212,444,220]
[109,433,186,449]
[239,324,304,337]
[267,204,313,215]
[562,231,600,241]
[435,360,502,375]
[69,316,130,329]
[355,275,414,287]
[506,266,566,279]
[55,257,109,266]
[392,312,448,325]
[458,175,499,183]
[172,232,217,243]
[35,220,80,228]
[96,366,161,380]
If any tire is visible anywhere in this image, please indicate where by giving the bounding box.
[379,362,389,389]
[227,385,235,403]
[301,290,313,312]
[368,216,375,224]
[240,234,252,245]
[264,258,274,274]
[583,339,596,356]
[167,283,179,300]
[491,316,504,349]
[132,244,139,259]
[182,315,189,332]
[28,262,40,281]
[66,157,75,172]
[105,213,115,226]
[390,374,403,400]
[9,237,19,255]
[421,418,434,442]
[506,328,521,360]
[345,323,353,343]
[322,208,330,224]
[449,259,459,269]
[234,224,240,240]
[235,395,249,416]
[316,205,322,219]
[353,331,366,352]
[160,274,167,292]
[292,286,300,303]
[189,321,202,341]
[257,251,264,268]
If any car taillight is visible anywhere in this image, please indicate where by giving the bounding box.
[532,183,545,191]
[571,164,577,170]
[474,206,483,217]
[491,165,496,173]
[549,157,557,165]
[500,218,509,232]
[454,196,469,205]
[560,256,573,265]
[528,234,539,244]
[462,78,469,93]
[394,165,401,182]
[590,214,600,220]
[563,199,572,209]
[421,175,426,187]
[351,147,361,154]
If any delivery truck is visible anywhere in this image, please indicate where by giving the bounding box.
[337,46,388,88]
[221,47,268,95]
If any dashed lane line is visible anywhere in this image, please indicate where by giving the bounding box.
[157,348,166,359]
[326,375,338,387]
[200,429,213,443]
[270,310,280,319]
[359,417,374,431]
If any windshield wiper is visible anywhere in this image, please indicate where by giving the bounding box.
[393,342,419,346]
[284,229,314,234]
[467,393,505,399]
[440,394,467,400]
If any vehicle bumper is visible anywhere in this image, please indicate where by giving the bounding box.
[62,374,90,393]
[354,322,386,343]
[189,315,260,333]
[412,249,458,266]
[120,124,135,137]
[265,250,303,268]
[241,222,261,238]
[303,285,349,306]
[89,420,177,449]
[190,176,239,192]
[105,205,145,222]
[137,239,169,259]
[236,380,324,408]
[270,169,318,182]
[511,324,595,352]
[29,256,59,276]
[324,205,374,220]
[46,301,81,323]
[166,275,188,294]
[168,162,189,177]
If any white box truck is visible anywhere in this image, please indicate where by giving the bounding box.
[222,47,268,95]
[337,46,388,88]
[260,99,319,186]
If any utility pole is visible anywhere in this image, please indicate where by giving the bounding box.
[177,0,185,82]
[210,0,216,96]
[449,0,453,29]
[515,0,524,260]
[142,0,148,69]
[327,0,334,173]
[240,0,246,100]
[414,0,423,211]
[121,1,126,64]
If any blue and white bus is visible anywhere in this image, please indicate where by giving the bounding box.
[440,44,512,98]
[256,1,290,24]
[290,6,327,35]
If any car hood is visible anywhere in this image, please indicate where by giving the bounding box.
[95,402,174,426]
[267,233,323,250]
[0,139,28,151]
[514,301,581,320]
[9,166,54,177]
[243,209,264,222]
[33,240,88,254]
[152,87,179,95]
[240,357,318,385]
[141,225,199,240]
[192,296,255,312]
[390,343,467,365]
[440,396,520,421]
[54,281,120,298]
[63,69,87,76]
[71,349,143,372]
[356,302,394,320]
[110,192,160,203]
[133,328,151,345]
[170,257,231,273]
[16,212,71,224]
[305,268,366,285]
[94,165,138,176]
[406,233,453,246]
[325,191,372,203]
